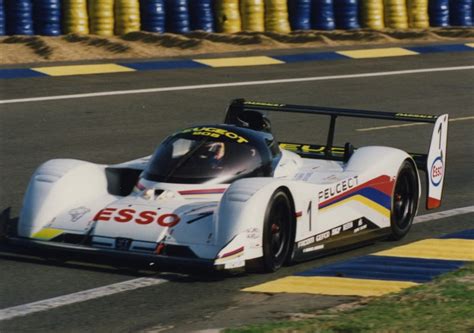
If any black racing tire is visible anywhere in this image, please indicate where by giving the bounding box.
[390,160,419,240]
[261,189,293,272]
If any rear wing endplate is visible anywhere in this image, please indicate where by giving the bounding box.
[225,99,448,210]
[426,115,448,209]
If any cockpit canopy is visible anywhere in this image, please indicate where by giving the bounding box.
[143,125,280,184]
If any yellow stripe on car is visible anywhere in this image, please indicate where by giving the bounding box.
[32,228,63,240]
[319,194,390,218]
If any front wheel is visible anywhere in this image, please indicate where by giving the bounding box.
[390,160,419,240]
[261,190,293,272]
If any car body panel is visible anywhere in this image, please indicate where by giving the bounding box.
[12,100,447,271]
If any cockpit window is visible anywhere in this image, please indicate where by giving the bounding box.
[143,128,272,184]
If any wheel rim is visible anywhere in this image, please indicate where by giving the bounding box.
[270,200,289,260]
[393,170,414,229]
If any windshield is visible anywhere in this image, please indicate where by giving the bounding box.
[143,127,271,184]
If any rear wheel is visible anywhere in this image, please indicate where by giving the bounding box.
[261,190,293,272]
[390,161,419,240]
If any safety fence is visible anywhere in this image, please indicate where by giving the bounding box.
[1,0,473,36]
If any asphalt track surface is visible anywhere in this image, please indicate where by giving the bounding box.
[0,49,473,332]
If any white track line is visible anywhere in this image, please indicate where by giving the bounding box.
[0,205,472,322]
[357,116,474,132]
[0,277,167,321]
[414,205,474,224]
[1,65,473,105]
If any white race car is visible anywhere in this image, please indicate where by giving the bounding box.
[8,100,448,272]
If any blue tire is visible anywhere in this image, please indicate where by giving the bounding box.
[429,0,450,27]
[288,0,312,30]
[311,0,335,30]
[33,0,61,36]
[140,0,166,33]
[5,0,34,35]
[165,0,190,33]
[189,0,214,32]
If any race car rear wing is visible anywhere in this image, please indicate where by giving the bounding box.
[225,99,448,210]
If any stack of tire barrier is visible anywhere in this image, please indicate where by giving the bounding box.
[115,0,140,35]
[0,0,5,35]
[384,0,408,29]
[311,0,335,30]
[2,0,474,36]
[165,0,190,33]
[450,0,472,26]
[63,0,89,34]
[5,0,34,35]
[215,0,241,33]
[407,0,429,28]
[189,0,214,32]
[265,0,291,32]
[361,0,384,29]
[288,0,311,30]
[88,0,114,36]
[241,0,265,32]
[139,0,165,33]
[429,0,449,27]
[33,0,61,35]
[334,0,360,29]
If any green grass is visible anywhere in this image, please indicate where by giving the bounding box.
[227,263,474,333]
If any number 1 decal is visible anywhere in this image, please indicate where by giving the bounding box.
[307,201,312,232]
[438,123,442,150]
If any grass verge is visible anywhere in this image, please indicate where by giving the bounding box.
[227,263,474,333]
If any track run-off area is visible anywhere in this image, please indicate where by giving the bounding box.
[0,48,473,332]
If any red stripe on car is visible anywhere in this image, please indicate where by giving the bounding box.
[219,246,244,258]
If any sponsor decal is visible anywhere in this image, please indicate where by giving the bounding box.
[182,127,248,143]
[331,226,342,236]
[316,231,331,242]
[94,208,181,227]
[343,221,353,231]
[245,228,260,240]
[318,176,359,201]
[395,113,437,120]
[430,156,443,187]
[297,237,315,249]
[69,207,91,222]
[280,143,345,155]
[296,217,378,254]
[354,224,367,234]
[302,244,324,253]
[244,101,285,107]
[318,175,394,216]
